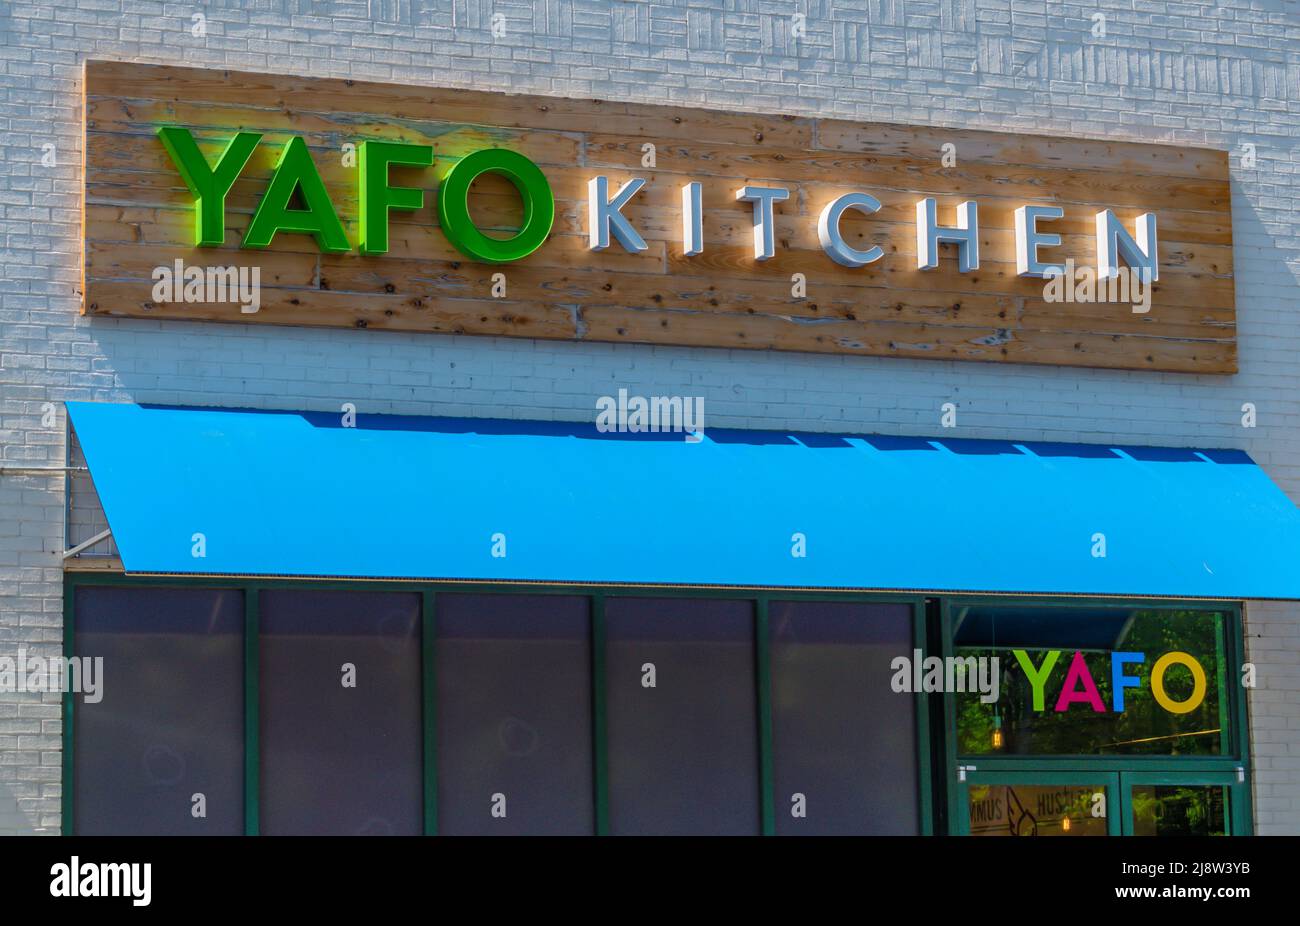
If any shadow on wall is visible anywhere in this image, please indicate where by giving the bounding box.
[1224,170,1300,504]
[78,311,632,420]
[1228,171,1300,335]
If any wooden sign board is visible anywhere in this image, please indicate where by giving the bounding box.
[81,60,1236,373]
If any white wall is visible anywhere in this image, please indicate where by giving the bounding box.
[1,0,1298,834]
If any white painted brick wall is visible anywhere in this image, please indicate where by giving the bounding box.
[2,0,1299,834]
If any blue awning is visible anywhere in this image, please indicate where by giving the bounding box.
[66,401,1300,599]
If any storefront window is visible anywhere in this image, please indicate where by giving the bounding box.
[955,607,1228,756]
[259,590,422,835]
[769,600,919,834]
[604,598,760,835]
[1131,785,1229,836]
[73,587,244,835]
[436,594,593,835]
[968,784,1108,836]
[69,580,1247,836]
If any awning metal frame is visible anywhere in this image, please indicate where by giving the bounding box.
[63,528,114,560]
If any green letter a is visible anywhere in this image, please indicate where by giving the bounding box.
[243,136,350,253]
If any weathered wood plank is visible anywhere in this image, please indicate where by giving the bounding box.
[583,136,1231,213]
[85,235,1234,322]
[814,122,1227,182]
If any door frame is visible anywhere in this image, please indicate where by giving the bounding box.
[1118,770,1247,836]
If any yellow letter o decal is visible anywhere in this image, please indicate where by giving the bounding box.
[1150,652,1207,714]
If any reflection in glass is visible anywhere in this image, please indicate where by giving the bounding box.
[1131,785,1229,836]
[968,784,1108,836]
[955,607,1227,756]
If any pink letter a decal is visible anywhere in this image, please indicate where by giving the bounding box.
[1054,651,1106,712]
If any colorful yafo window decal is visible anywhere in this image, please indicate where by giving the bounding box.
[1014,649,1208,714]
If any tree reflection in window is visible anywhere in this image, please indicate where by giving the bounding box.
[955,608,1227,756]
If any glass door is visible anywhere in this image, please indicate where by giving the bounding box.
[1119,771,1244,836]
[958,770,1121,836]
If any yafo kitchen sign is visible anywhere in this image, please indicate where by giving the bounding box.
[82,61,1236,373]
[153,129,1158,276]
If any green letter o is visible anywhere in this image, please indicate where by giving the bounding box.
[437,149,554,263]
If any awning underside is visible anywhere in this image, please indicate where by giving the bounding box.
[66,402,1300,599]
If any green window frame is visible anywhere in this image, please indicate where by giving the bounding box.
[957,770,1124,836]
[937,597,1253,836]
[1118,770,1243,837]
[62,576,1251,835]
[61,575,933,836]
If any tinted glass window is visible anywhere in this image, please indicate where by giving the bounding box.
[259,590,422,835]
[770,600,919,834]
[437,594,593,835]
[955,607,1228,756]
[1131,785,1229,836]
[73,586,244,835]
[604,597,759,835]
[968,783,1109,836]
